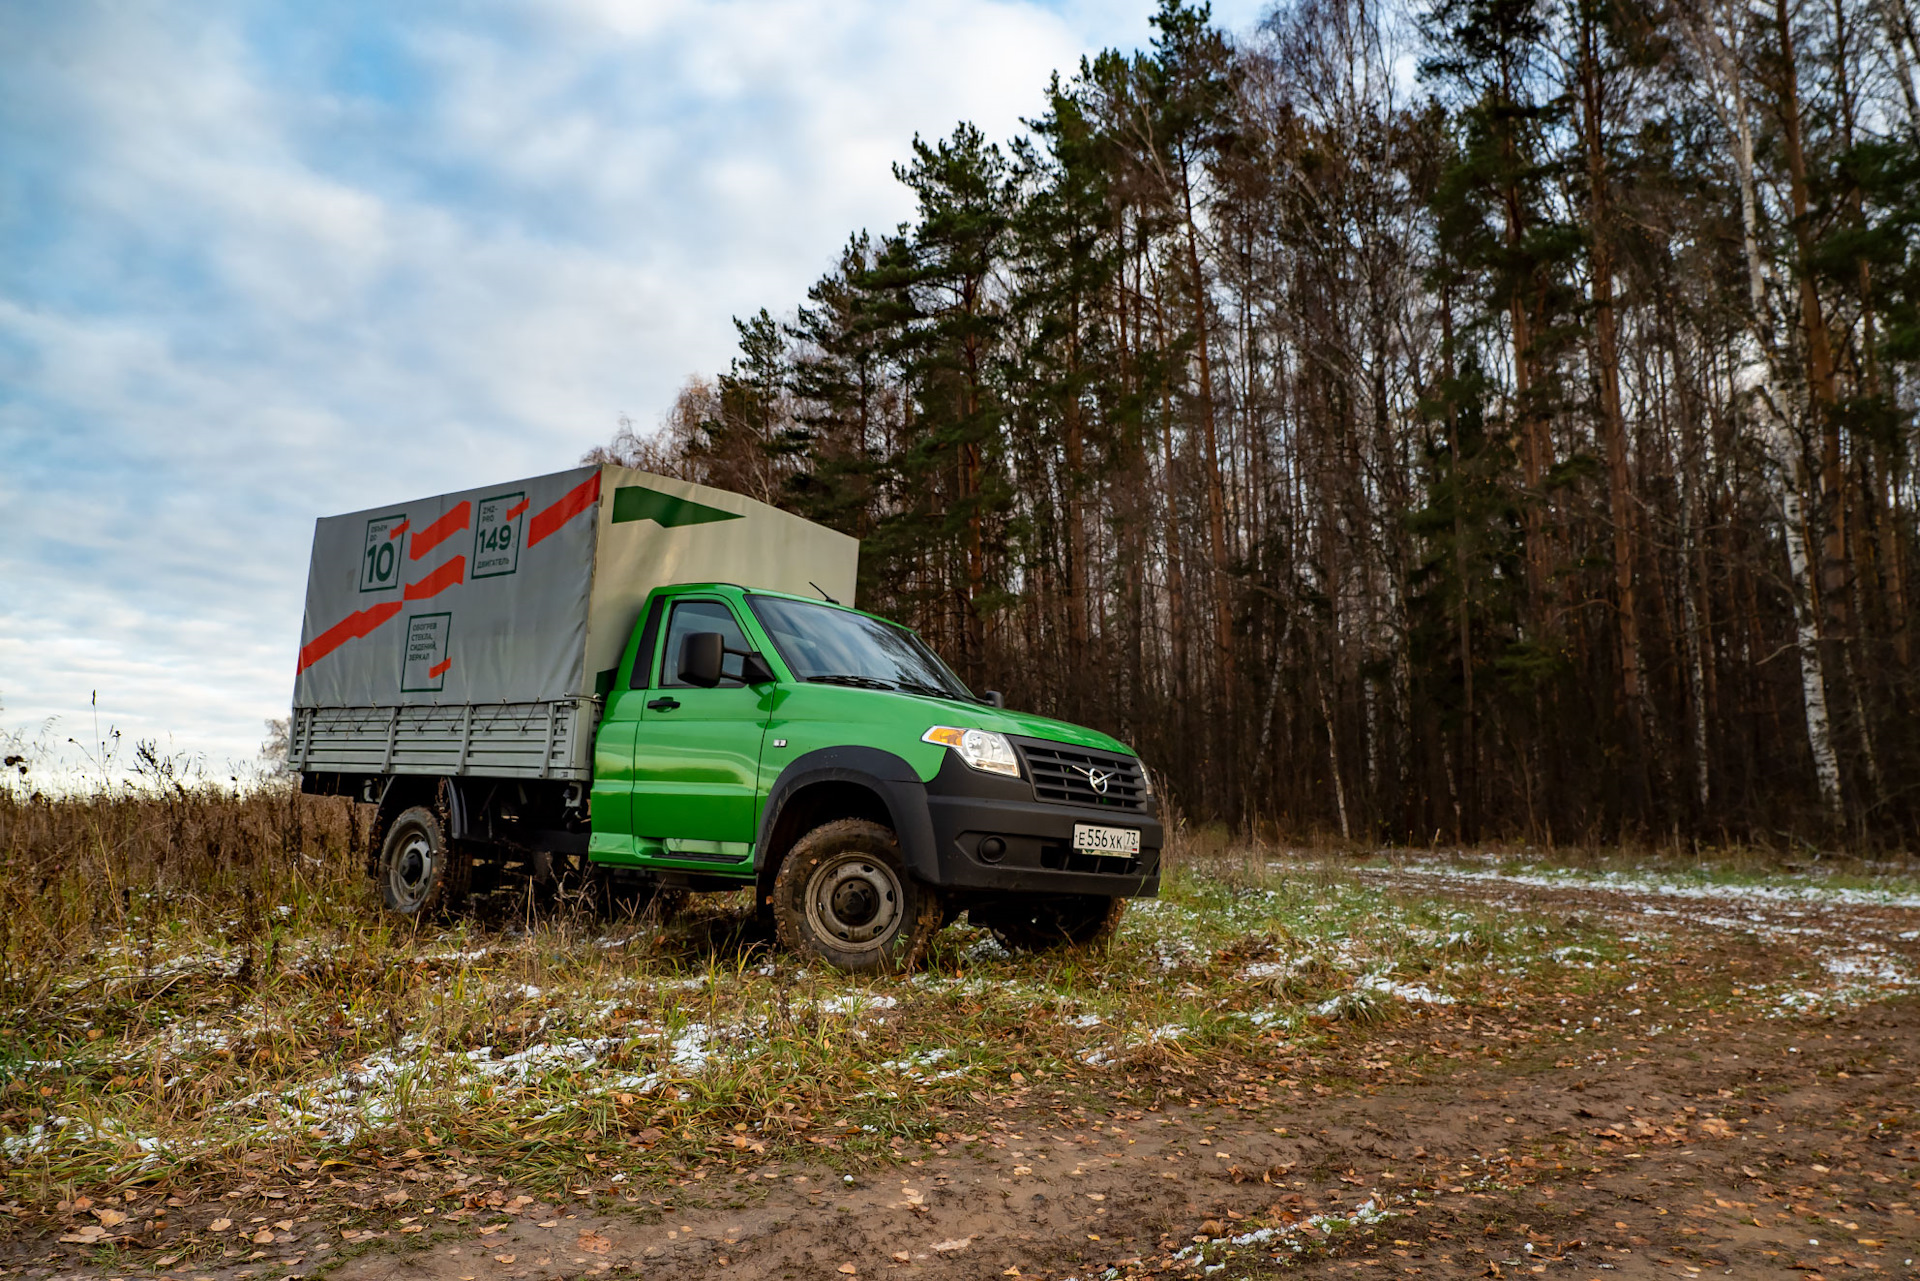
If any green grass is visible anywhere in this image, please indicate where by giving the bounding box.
[0,791,1644,1213]
[27,789,1914,1222]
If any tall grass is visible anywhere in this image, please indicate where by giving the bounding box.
[0,785,367,1018]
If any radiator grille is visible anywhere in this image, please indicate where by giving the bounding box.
[1018,742,1149,811]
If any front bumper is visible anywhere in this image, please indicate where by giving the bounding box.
[920,750,1162,897]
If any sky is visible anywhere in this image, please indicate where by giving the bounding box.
[0,0,1271,782]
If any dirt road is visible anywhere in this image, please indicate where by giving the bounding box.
[13,864,1919,1279]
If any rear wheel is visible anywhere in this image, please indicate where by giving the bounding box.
[973,894,1126,953]
[773,819,941,974]
[377,805,470,917]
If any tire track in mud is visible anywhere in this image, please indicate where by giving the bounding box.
[1356,864,1920,1015]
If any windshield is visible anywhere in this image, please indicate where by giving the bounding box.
[747,595,978,703]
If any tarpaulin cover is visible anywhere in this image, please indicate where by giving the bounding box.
[292,466,859,710]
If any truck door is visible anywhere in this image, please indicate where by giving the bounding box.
[629,597,769,860]
[587,598,663,865]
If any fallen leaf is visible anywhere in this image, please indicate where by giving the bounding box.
[838,1265,857,1275]
[578,1229,611,1254]
[891,1252,910,1262]
[252,1229,275,1244]
[154,1255,180,1268]
[58,1226,107,1245]
[382,1190,409,1206]
[1201,1219,1224,1236]
[93,1208,128,1228]
[209,1218,234,1232]
[274,1219,294,1230]
[477,1224,504,1236]
[494,1254,517,1264]
[931,1237,973,1253]
[1012,1166,1033,1176]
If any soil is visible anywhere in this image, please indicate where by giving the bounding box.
[10,870,1918,1280]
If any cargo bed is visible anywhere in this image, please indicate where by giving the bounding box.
[290,697,599,781]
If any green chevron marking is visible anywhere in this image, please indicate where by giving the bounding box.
[611,486,744,528]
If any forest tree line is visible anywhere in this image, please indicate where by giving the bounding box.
[590,0,1920,844]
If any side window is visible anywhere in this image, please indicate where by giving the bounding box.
[660,599,749,688]
[627,598,665,689]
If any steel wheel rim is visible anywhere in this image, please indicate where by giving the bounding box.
[390,832,436,908]
[804,853,902,952]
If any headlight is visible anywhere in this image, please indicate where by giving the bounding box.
[1137,762,1155,798]
[922,726,1022,779]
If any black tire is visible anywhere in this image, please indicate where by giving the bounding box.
[973,894,1127,953]
[376,805,470,917]
[772,819,941,974]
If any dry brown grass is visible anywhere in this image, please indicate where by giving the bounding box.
[0,786,1701,1216]
[0,786,366,1017]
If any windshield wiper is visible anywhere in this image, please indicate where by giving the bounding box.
[805,673,898,691]
[894,678,962,700]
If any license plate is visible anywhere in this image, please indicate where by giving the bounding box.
[1072,823,1141,855]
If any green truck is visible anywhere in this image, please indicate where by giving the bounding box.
[291,465,1162,971]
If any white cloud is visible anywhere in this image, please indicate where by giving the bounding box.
[0,0,1267,774]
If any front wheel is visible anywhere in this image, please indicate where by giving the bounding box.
[773,819,941,974]
[973,895,1126,953]
[376,805,470,916]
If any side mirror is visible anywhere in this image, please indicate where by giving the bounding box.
[982,690,1006,709]
[678,632,725,687]
[679,632,776,687]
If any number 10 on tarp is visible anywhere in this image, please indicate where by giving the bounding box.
[361,515,406,592]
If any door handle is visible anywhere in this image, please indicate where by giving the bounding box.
[647,697,680,712]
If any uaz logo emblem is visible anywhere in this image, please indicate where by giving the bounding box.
[1074,765,1112,794]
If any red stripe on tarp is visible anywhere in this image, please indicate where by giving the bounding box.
[410,501,471,560]
[388,518,409,541]
[504,497,530,520]
[296,601,403,673]
[428,657,452,679]
[527,472,601,547]
[404,556,465,600]
[295,557,466,674]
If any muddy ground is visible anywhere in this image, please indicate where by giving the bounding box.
[9,867,1918,1280]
